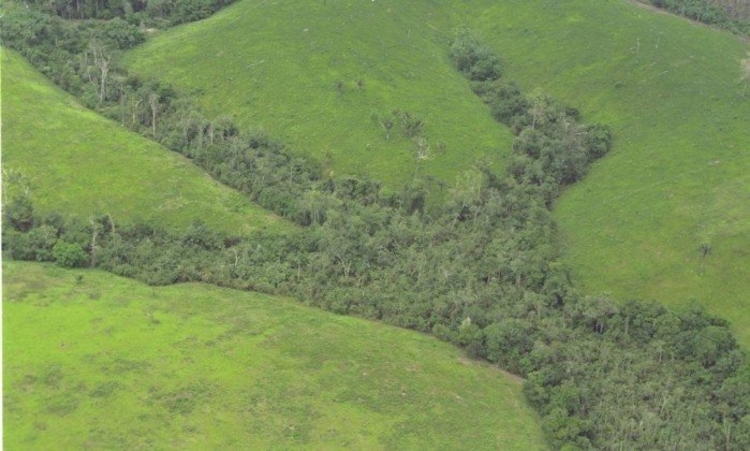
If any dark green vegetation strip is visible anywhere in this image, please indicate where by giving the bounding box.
[465,0,750,348]
[636,0,750,34]
[18,0,238,26]
[121,0,750,348]
[3,261,546,449]
[0,48,288,235]
[3,0,750,449]
[5,50,748,448]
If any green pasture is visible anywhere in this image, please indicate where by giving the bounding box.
[3,261,546,449]
[460,0,750,346]
[123,0,514,195]
[1,48,289,234]
[123,0,750,346]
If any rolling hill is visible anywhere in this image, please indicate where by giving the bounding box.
[123,0,515,194]
[124,0,750,346]
[3,261,546,449]
[1,48,288,234]
[3,1,749,448]
[464,0,750,346]
[2,33,548,450]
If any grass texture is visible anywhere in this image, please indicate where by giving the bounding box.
[3,261,546,450]
[1,48,289,234]
[124,0,750,346]
[123,0,515,194]
[466,0,750,347]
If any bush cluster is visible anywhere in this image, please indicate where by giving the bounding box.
[452,33,613,205]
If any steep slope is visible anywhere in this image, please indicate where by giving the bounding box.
[465,0,750,346]
[123,0,514,193]
[1,48,288,234]
[3,261,546,449]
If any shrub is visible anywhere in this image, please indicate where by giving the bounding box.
[450,30,503,82]
[4,194,35,232]
[52,241,89,268]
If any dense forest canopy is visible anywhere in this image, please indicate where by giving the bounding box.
[2,0,749,449]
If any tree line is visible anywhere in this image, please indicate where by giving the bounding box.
[21,0,237,25]
[2,4,749,449]
[640,0,750,34]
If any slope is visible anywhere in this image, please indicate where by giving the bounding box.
[1,48,288,234]
[123,0,514,194]
[3,261,547,449]
[123,0,750,346]
[464,0,750,346]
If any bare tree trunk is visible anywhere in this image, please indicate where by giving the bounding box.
[132,99,142,126]
[119,85,126,125]
[108,214,116,235]
[89,40,111,103]
[89,215,99,267]
[98,57,109,102]
[148,93,159,135]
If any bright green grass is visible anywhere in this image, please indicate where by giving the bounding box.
[3,261,546,450]
[1,48,289,234]
[463,0,750,347]
[123,0,514,195]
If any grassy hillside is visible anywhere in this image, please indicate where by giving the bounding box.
[1,48,288,234]
[3,261,546,449]
[459,0,750,347]
[123,0,750,346]
[123,0,514,193]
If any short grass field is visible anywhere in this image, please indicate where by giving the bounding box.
[462,0,750,347]
[122,0,515,195]
[1,48,289,235]
[3,261,546,450]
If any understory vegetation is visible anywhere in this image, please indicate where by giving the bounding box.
[3,2,750,449]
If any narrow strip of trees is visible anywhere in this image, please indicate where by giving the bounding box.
[640,0,750,34]
[21,0,237,26]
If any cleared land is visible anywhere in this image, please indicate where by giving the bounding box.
[3,261,546,450]
[1,48,288,234]
[123,0,515,194]
[464,0,750,346]
[124,0,750,346]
